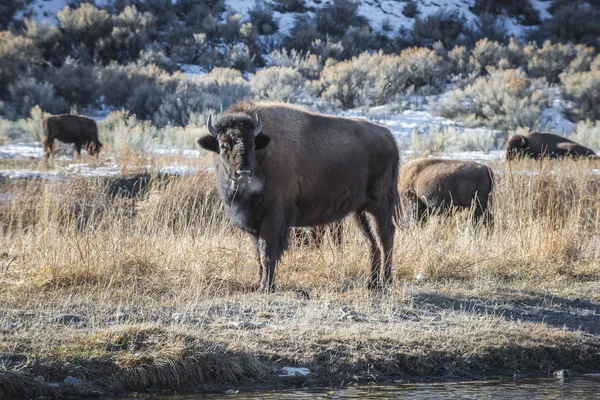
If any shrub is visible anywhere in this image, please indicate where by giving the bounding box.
[95,5,157,64]
[22,19,64,65]
[570,120,600,152]
[157,68,251,125]
[469,38,507,72]
[397,47,448,92]
[411,9,466,49]
[7,78,68,118]
[439,68,548,131]
[250,67,305,102]
[248,1,278,35]
[98,110,157,151]
[0,31,42,96]
[447,45,469,76]
[527,41,591,84]
[318,59,370,108]
[530,4,600,47]
[283,15,322,53]
[464,13,508,46]
[315,0,368,38]
[225,42,256,72]
[0,0,26,29]
[269,48,323,80]
[471,0,540,26]
[56,3,113,60]
[561,70,600,122]
[49,57,98,107]
[402,1,419,18]
[272,0,307,13]
[339,25,387,59]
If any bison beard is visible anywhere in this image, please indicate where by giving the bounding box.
[198,100,401,292]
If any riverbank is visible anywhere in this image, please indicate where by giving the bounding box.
[2,281,600,399]
[0,156,599,398]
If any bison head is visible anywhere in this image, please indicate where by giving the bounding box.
[506,134,528,160]
[198,113,270,185]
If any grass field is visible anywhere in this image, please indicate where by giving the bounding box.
[0,154,599,398]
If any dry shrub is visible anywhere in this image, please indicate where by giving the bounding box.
[250,66,306,102]
[439,68,548,131]
[561,69,600,122]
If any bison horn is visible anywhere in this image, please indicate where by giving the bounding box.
[207,114,219,138]
[253,114,262,137]
[519,135,526,146]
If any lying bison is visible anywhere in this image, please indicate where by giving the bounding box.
[507,132,597,160]
[399,159,494,225]
[198,101,401,291]
[43,114,102,159]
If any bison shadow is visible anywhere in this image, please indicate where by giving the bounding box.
[412,291,600,334]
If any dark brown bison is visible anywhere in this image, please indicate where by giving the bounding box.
[43,114,102,159]
[506,132,597,160]
[197,100,401,291]
[399,159,494,225]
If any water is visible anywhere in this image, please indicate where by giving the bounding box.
[156,377,600,399]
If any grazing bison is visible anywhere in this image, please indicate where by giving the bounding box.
[399,159,494,225]
[507,132,597,160]
[43,114,102,159]
[197,100,401,291]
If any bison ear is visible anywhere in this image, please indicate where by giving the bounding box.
[197,135,219,153]
[254,133,271,150]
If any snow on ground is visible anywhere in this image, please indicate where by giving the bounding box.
[0,144,45,159]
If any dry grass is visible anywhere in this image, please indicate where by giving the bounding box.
[0,157,599,397]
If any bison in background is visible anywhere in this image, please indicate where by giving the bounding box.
[197,100,401,291]
[43,114,102,160]
[399,159,494,225]
[507,132,597,160]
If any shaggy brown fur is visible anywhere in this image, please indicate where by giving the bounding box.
[43,114,102,159]
[507,132,597,160]
[198,100,401,291]
[399,158,494,225]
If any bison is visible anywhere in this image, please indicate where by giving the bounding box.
[506,132,597,160]
[197,100,401,291]
[43,114,102,159]
[399,158,494,225]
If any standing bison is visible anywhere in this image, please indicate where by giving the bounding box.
[507,132,597,160]
[399,159,494,225]
[43,114,102,159]
[197,100,401,291]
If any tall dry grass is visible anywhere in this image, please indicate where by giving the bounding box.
[0,158,598,299]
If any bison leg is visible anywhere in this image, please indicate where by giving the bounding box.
[43,138,54,161]
[356,212,382,290]
[73,142,82,159]
[249,234,262,290]
[256,219,289,292]
[370,208,395,286]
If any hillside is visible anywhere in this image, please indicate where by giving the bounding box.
[18,0,551,40]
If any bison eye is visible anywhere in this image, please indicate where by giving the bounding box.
[219,143,230,152]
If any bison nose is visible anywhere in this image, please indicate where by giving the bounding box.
[235,169,252,179]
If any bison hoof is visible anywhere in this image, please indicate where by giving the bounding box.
[251,283,276,293]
